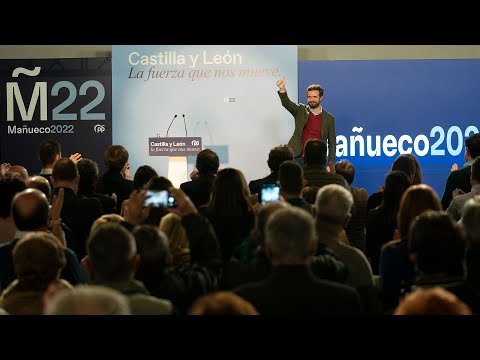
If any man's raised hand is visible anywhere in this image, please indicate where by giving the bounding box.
[69,153,82,164]
[276,76,286,92]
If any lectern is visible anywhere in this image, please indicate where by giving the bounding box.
[148,136,202,187]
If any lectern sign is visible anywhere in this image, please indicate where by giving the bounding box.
[149,136,202,156]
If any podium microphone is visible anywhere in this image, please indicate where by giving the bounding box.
[165,114,177,137]
[182,114,188,137]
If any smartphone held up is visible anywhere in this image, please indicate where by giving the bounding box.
[143,190,177,208]
[259,183,280,205]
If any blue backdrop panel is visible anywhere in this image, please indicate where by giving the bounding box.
[299,59,480,197]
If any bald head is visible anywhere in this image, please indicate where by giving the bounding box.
[12,188,50,231]
[26,176,52,200]
[7,165,29,181]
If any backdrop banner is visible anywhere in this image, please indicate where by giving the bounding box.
[299,59,480,197]
[112,45,298,186]
[0,58,112,175]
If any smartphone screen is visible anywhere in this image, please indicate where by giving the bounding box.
[143,190,177,208]
[259,183,280,204]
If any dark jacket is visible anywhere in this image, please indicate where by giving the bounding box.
[441,165,472,210]
[248,172,278,196]
[180,174,216,210]
[303,166,345,189]
[97,170,134,213]
[78,187,117,214]
[53,187,103,259]
[366,206,396,275]
[234,265,361,315]
[223,243,348,290]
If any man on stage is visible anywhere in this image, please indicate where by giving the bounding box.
[276,76,336,167]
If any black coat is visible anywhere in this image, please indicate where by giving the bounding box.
[180,174,215,210]
[234,265,362,315]
[97,170,134,213]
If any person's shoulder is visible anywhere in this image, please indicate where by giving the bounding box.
[382,239,402,252]
[351,186,369,199]
[351,186,368,194]
[232,280,265,298]
[77,194,103,210]
[330,172,345,181]
[454,192,472,203]
[248,178,262,187]
[314,276,358,294]
[322,109,335,118]
[0,240,15,252]
[367,205,382,217]
[96,192,115,203]
[450,166,471,178]
[180,180,191,188]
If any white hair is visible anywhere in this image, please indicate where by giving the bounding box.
[265,207,316,261]
[315,184,354,225]
[44,285,131,315]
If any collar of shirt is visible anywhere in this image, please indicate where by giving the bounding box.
[40,169,52,175]
[308,105,322,115]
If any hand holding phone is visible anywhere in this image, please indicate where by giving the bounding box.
[259,183,280,205]
[143,190,177,208]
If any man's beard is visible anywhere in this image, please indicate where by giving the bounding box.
[308,101,319,109]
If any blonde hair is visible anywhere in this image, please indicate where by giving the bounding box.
[159,213,190,270]
[90,214,125,234]
[394,287,472,315]
[188,291,258,315]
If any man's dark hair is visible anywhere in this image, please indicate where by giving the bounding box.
[278,161,304,194]
[133,165,158,191]
[465,133,480,159]
[392,154,422,185]
[77,158,99,190]
[104,145,129,171]
[409,211,465,276]
[87,222,136,282]
[52,158,78,182]
[196,149,219,176]
[11,189,49,231]
[335,160,355,185]
[0,173,26,218]
[304,139,327,166]
[144,176,173,191]
[38,139,61,167]
[380,170,411,225]
[267,145,294,172]
[306,84,324,96]
[132,225,170,286]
